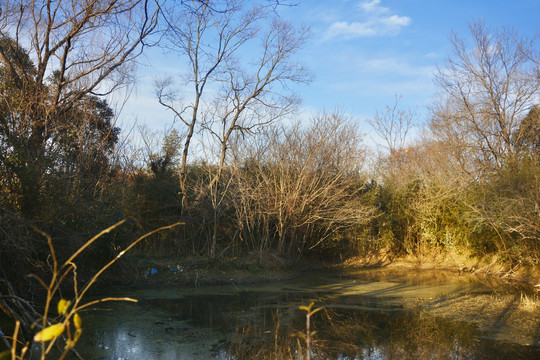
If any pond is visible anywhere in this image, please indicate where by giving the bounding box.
[66,268,540,359]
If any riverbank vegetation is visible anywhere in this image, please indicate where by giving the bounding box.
[0,0,538,355]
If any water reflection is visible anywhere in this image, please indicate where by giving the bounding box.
[67,271,540,360]
[223,296,536,360]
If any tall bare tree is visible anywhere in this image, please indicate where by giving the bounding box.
[431,21,540,175]
[368,94,416,178]
[369,95,415,154]
[155,0,310,213]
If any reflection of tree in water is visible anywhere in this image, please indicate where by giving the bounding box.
[71,288,540,360]
[223,301,538,360]
[313,308,478,359]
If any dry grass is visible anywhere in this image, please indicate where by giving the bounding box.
[343,248,540,290]
[520,293,539,312]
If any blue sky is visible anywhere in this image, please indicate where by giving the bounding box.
[119,0,540,141]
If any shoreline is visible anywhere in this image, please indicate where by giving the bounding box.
[78,252,540,349]
[97,255,540,348]
[97,250,540,293]
[339,251,540,292]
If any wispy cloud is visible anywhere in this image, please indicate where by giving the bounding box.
[326,0,411,39]
[327,21,378,37]
[318,52,435,102]
[361,56,434,78]
[359,0,388,14]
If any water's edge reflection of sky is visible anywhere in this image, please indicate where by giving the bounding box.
[64,269,540,360]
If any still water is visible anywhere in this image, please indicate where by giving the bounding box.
[68,269,540,359]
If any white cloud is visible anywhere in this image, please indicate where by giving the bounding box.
[327,21,377,37]
[359,0,388,14]
[325,1,411,39]
[361,57,434,78]
[380,15,411,28]
[318,53,435,101]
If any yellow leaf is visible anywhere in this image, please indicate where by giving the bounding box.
[299,302,315,312]
[73,313,82,330]
[57,299,71,315]
[65,329,82,350]
[74,328,82,342]
[33,323,65,342]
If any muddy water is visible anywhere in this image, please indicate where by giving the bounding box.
[68,269,540,359]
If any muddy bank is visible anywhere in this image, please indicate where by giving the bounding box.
[101,248,540,293]
[99,252,303,288]
[334,266,540,347]
[341,250,540,291]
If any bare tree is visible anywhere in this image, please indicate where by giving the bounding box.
[369,94,415,154]
[431,21,540,175]
[155,0,310,213]
[369,94,416,178]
